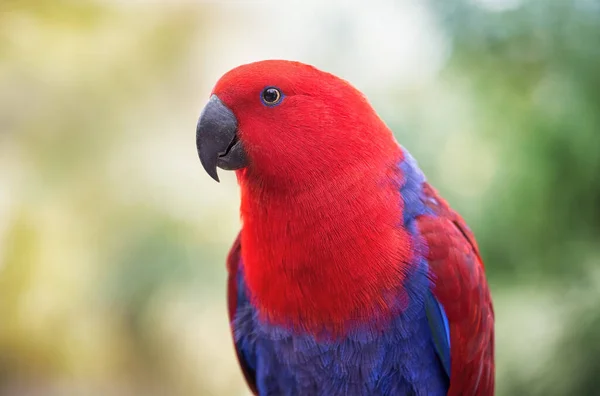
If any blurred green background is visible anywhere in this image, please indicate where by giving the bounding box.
[1,0,599,395]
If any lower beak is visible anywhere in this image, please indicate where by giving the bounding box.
[196,95,248,182]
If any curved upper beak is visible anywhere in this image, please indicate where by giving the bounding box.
[196,95,248,182]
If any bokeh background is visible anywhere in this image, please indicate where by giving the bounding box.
[1,0,599,395]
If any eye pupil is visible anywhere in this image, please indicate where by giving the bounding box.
[262,88,281,105]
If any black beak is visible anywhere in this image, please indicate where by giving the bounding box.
[196,95,248,182]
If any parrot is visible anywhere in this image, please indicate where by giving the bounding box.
[195,60,494,396]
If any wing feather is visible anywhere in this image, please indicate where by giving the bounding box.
[226,233,258,395]
[418,183,495,396]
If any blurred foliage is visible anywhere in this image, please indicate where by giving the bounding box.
[0,0,599,395]
[0,1,243,395]
[431,0,600,281]
[427,1,600,394]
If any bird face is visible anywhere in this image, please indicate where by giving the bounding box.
[196,60,391,185]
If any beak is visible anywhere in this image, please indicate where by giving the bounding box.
[196,95,248,182]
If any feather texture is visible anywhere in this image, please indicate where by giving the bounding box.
[418,183,495,395]
[224,147,493,395]
[204,60,494,395]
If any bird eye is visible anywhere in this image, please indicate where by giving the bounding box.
[261,87,283,106]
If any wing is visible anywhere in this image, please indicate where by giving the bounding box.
[425,289,451,379]
[226,232,258,395]
[417,183,495,396]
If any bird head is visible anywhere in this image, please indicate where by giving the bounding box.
[196,60,397,187]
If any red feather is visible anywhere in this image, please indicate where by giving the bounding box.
[226,234,258,395]
[417,183,495,396]
[208,60,494,394]
[214,61,414,336]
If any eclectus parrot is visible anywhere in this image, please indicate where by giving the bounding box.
[196,60,494,396]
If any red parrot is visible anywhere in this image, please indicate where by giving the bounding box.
[195,60,494,395]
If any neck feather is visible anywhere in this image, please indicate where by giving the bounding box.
[238,147,417,335]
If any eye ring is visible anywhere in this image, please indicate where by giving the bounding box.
[261,87,283,106]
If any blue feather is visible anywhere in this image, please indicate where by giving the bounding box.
[231,147,450,395]
[425,291,451,378]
